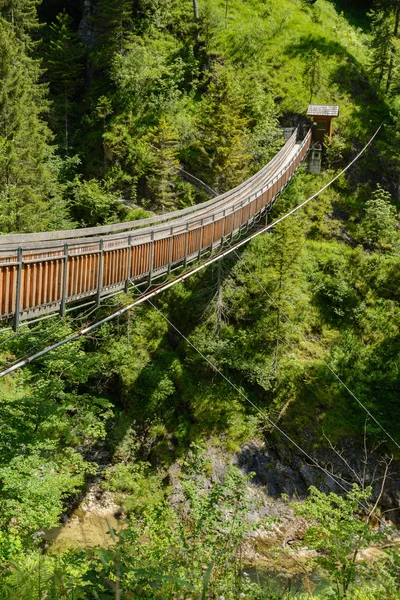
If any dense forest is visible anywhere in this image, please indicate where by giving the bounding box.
[1,0,400,597]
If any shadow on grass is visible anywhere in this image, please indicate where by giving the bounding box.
[98,251,258,464]
[286,33,391,174]
[325,0,373,31]
[285,33,349,61]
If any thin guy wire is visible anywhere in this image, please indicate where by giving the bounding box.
[144,294,395,530]
[233,249,400,453]
[0,301,106,369]
[0,279,150,373]
[0,125,382,378]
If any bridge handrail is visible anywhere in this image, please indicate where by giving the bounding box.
[0,128,312,326]
[0,129,300,250]
[0,130,311,258]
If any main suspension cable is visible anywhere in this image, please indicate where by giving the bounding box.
[0,124,382,378]
[144,294,396,532]
[232,249,400,453]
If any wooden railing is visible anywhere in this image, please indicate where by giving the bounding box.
[0,128,311,328]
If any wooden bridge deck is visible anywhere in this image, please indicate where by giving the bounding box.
[0,128,311,328]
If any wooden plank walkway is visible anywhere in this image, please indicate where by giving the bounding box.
[0,128,311,328]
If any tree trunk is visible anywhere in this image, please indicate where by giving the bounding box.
[386,5,400,94]
[216,258,223,337]
[192,0,199,21]
[64,86,69,156]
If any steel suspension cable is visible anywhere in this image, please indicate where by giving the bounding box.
[144,294,396,531]
[0,124,383,378]
[232,249,400,453]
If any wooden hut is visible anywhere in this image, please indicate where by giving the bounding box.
[307,104,339,144]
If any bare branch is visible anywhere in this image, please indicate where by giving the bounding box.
[367,455,393,524]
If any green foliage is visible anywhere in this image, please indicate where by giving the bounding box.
[192,67,251,192]
[368,8,393,87]
[358,184,398,249]
[368,2,400,95]
[1,2,400,598]
[0,17,67,233]
[0,0,41,48]
[92,0,133,69]
[143,116,193,210]
[102,461,168,514]
[0,322,114,537]
[295,485,382,599]
[69,177,125,226]
[44,10,85,154]
[0,452,90,534]
[304,48,323,103]
[0,531,23,572]
[0,447,267,599]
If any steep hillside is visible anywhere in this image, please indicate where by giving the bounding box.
[1,1,400,598]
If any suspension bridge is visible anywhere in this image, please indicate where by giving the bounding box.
[0,119,396,532]
[0,128,311,330]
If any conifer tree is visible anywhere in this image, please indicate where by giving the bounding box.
[44,11,84,155]
[92,0,133,69]
[267,215,304,374]
[369,8,393,86]
[361,184,398,249]
[144,117,181,211]
[0,0,41,48]
[0,17,65,233]
[194,70,251,193]
[369,1,400,93]
[386,1,400,93]
[303,48,323,103]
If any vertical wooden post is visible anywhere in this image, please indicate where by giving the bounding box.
[238,200,244,236]
[60,244,69,317]
[96,239,104,306]
[12,247,23,331]
[125,235,132,293]
[230,206,235,243]
[198,219,204,260]
[211,213,215,251]
[221,209,226,247]
[183,222,189,268]
[244,198,250,233]
[148,230,154,285]
[168,226,173,276]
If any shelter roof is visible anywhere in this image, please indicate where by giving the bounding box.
[307,104,339,117]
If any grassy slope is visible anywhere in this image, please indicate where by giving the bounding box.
[171,2,399,448]
[1,0,399,543]
[213,0,380,133]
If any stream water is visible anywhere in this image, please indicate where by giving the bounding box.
[246,566,331,595]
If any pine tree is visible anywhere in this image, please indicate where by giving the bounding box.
[267,215,304,374]
[369,9,392,86]
[194,70,251,193]
[369,1,400,93]
[0,0,41,48]
[361,184,398,249]
[92,0,133,69]
[44,11,84,155]
[0,17,65,233]
[303,48,323,103]
[144,117,181,211]
[386,1,400,93]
